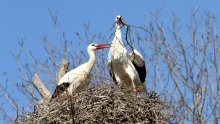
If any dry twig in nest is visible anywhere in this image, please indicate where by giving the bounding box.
[22,83,171,124]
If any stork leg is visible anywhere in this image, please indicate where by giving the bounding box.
[133,88,137,96]
[131,80,138,95]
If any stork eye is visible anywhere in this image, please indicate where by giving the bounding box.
[116,17,119,19]
[91,44,95,46]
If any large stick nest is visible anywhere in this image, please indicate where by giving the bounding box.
[23,84,171,124]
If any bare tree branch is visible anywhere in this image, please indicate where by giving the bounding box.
[32,73,51,99]
[57,59,69,82]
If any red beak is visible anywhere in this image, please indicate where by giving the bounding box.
[117,18,125,25]
[95,43,111,49]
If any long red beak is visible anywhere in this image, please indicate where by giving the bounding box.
[95,43,111,49]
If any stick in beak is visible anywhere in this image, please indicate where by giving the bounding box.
[117,17,125,25]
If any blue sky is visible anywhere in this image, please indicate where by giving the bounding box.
[1,0,220,77]
[0,0,220,122]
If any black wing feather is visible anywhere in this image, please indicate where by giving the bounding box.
[51,82,70,99]
[108,60,117,84]
[132,61,146,83]
[131,50,146,83]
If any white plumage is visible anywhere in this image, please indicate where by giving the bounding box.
[51,43,110,99]
[108,15,146,93]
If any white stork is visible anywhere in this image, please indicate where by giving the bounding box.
[108,15,146,93]
[51,43,111,99]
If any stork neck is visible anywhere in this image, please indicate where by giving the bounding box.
[87,50,96,70]
[112,24,123,46]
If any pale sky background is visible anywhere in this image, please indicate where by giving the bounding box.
[0,0,220,123]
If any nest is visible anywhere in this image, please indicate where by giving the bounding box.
[23,84,170,124]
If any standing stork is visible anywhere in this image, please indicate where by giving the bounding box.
[51,43,111,99]
[108,15,146,93]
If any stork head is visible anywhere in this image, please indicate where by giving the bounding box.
[115,15,125,25]
[88,43,111,52]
